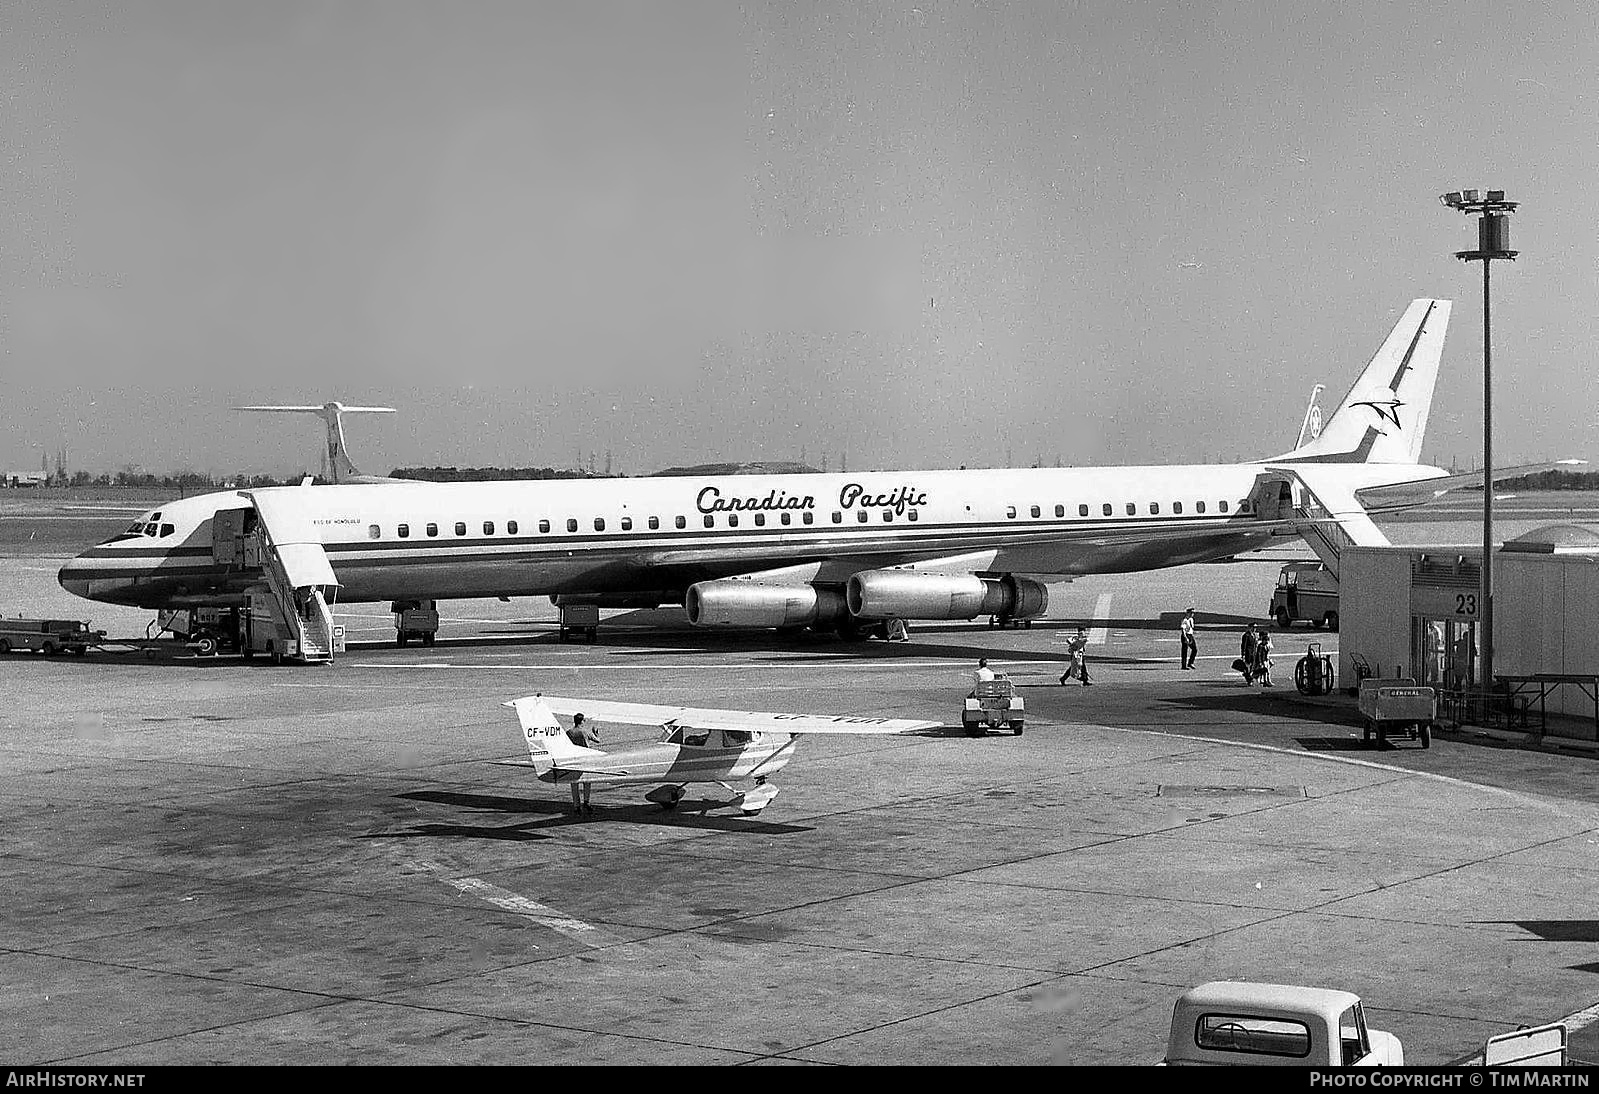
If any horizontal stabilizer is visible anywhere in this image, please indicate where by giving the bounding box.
[520,694,939,735]
[1355,459,1588,510]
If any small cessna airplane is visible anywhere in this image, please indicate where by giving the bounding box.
[506,694,941,816]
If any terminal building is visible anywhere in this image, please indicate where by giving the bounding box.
[1339,526,1599,743]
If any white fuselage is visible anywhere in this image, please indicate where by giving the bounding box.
[58,461,1442,609]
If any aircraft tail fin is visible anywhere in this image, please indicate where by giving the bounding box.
[233,402,396,483]
[505,695,606,776]
[1274,299,1451,465]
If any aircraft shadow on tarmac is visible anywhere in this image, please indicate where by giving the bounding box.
[384,789,811,837]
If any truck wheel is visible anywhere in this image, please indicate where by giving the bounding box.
[1324,611,1339,632]
[0,638,11,654]
[71,646,86,657]
[963,720,984,738]
[1420,723,1432,749]
[396,633,408,648]
[196,635,219,657]
[1274,607,1291,629]
[1009,721,1024,736]
[423,632,435,647]
[1362,722,1373,743]
[43,642,58,656]
[268,642,282,666]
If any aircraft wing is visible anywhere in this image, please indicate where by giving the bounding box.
[520,695,939,735]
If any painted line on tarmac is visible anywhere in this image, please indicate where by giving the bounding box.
[408,858,622,950]
[343,660,1036,672]
[1094,723,1588,814]
[1088,594,1113,645]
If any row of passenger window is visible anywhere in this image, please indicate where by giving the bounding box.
[383,508,931,539]
[376,498,1252,540]
[1006,499,1251,519]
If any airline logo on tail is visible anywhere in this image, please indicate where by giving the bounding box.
[1276,298,1451,465]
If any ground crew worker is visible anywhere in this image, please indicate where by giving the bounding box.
[886,617,910,642]
[1180,608,1198,670]
[973,657,995,690]
[1240,624,1258,683]
[567,713,599,814]
[1061,627,1093,686]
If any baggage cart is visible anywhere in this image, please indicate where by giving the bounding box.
[1357,679,1436,748]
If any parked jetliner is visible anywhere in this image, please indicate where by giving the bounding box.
[61,299,1479,637]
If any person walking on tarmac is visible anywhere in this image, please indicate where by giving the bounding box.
[1061,627,1093,686]
[566,713,600,814]
[1240,624,1259,684]
[1253,627,1275,688]
[1179,608,1198,670]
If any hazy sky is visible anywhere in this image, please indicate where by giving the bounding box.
[4,0,1597,477]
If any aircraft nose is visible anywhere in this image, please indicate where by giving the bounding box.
[58,556,91,599]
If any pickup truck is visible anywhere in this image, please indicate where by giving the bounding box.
[1161,981,1404,1066]
[0,618,105,656]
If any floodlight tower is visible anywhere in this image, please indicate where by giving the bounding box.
[1439,188,1519,694]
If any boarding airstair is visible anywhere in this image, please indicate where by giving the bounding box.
[1256,472,1389,582]
[239,491,343,663]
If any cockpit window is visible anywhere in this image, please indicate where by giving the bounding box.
[159,524,175,537]
[144,523,159,536]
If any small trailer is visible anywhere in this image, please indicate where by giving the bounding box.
[962,675,1025,736]
[1357,678,1436,748]
[0,618,105,656]
[391,600,440,647]
[558,603,600,643]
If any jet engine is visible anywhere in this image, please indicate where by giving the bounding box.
[845,570,1049,621]
[685,580,847,628]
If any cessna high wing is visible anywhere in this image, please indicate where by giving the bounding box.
[64,299,1498,635]
[505,694,940,815]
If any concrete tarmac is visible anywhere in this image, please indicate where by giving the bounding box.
[3,557,1599,1065]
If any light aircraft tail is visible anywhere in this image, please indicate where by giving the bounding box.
[1274,299,1451,465]
[233,402,397,483]
[505,695,606,776]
